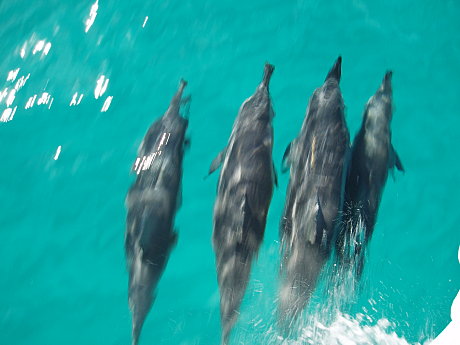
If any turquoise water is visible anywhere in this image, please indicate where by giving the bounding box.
[1,1,459,344]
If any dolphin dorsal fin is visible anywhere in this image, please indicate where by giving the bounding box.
[281,142,292,173]
[392,145,404,172]
[272,161,278,187]
[207,148,226,176]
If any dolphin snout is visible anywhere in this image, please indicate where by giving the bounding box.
[381,71,393,93]
[325,56,342,82]
[179,79,187,92]
[262,63,275,89]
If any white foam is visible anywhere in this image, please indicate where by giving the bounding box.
[428,246,460,344]
[260,312,417,345]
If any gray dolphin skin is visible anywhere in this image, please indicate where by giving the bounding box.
[279,57,350,325]
[125,80,189,345]
[336,71,404,278]
[208,63,277,345]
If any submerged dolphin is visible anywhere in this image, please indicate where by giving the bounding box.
[336,71,404,278]
[279,57,350,324]
[208,63,277,345]
[125,80,190,345]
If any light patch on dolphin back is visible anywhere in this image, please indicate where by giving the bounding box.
[310,136,316,168]
[131,242,145,285]
[363,103,391,159]
[231,165,243,185]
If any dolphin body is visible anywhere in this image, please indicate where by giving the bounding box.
[336,72,404,278]
[279,57,350,325]
[208,63,277,345]
[125,80,189,345]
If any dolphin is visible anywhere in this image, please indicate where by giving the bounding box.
[208,63,277,345]
[125,80,190,345]
[336,71,404,278]
[279,57,350,325]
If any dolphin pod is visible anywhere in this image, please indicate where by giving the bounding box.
[208,63,277,345]
[125,80,189,345]
[124,59,403,344]
[279,57,350,325]
[336,71,404,278]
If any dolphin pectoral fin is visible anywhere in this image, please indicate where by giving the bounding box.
[390,145,404,172]
[170,231,178,248]
[394,148,404,172]
[176,188,183,210]
[208,149,226,176]
[272,161,278,187]
[184,137,191,150]
[129,280,155,345]
[281,142,292,173]
[180,95,192,119]
[180,95,191,105]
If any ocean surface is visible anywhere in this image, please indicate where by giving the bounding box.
[1,1,459,344]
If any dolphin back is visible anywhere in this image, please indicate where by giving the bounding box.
[212,63,276,344]
[337,71,403,278]
[279,56,349,324]
[125,80,189,345]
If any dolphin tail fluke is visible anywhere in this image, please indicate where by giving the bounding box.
[216,247,252,345]
[128,260,155,345]
[262,63,275,88]
[131,326,140,345]
[131,311,143,345]
[278,279,304,329]
[278,242,326,327]
[219,282,246,345]
[278,255,314,327]
[221,325,230,345]
[130,303,148,345]
[325,56,342,82]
